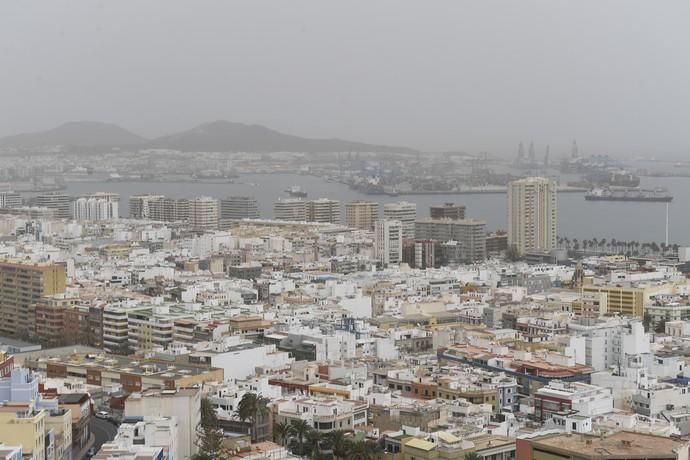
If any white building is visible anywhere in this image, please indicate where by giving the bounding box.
[383,201,416,240]
[96,417,178,460]
[124,388,200,460]
[72,193,119,221]
[375,219,402,266]
[273,397,368,432]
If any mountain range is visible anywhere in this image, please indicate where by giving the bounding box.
[0,120,417,154]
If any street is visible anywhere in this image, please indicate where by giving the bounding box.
[89,418,118,454]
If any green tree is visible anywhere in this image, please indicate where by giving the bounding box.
[655,318,667,334]
[289,419,311,456]
[273,421,293,447]
[114,341,133,356]
[235,392,270,442]
[196,398,224,458]
[306,429,325,459]
[505,245,520,262]
[464,452,481,460]
[348,439,380,460]
[642,313,652,333]
[326,430,350,460]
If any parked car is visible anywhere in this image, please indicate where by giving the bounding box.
[95,411,110,419]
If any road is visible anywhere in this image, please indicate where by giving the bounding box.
[90,417,118,452]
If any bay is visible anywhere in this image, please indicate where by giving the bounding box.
[61,173,688,245]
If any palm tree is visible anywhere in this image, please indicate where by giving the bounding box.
[235,392,270,442]
[290,419,311,456]
[273,421,293,448]
[326,430,350,460]
[306,429,324,459]
[348,439,380,460]
[464,452,481,460]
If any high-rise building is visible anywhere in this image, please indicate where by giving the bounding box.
[220,196,259,225]
[414,218,487,263]
[189,196,219,230]
[307,198,340,224]
[0,260,66,338]
[0,192,22,209]
[273,198,307,221]
[149,198,191,222]
[375,219,403,266]
[129,194,164,219]
[507,177,557,255]
[430,202,465,220]
[383,201,416,240]
[34,192,72,219]
[72,193,119,221]
[402,239,438,269]
[344,201,379,231]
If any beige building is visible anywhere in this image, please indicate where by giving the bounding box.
[507,177,557,255]
[579,280,681,318]
[0,260,66,338]
[0,403,45,460]
[306,198,340,224]
[344,201,379,231]
[189,196,219,230]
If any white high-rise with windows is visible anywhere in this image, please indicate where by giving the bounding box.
[72,193,119,221]
[383,201,416,240]
[375,219,403,266]
[507,177,557,255]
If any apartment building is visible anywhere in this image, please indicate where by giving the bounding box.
[273,396,368,432]
[273,198,307,221]
[124,388,201,460]
[507,177,557,255]
[189,196,219,230]
[375,219,403,266]
[344,201,379,231]
[383,201,416,239]
[0,260,66,338]
[430,202,465,220]
[220,196,259,225]
[306,198,340,224]
[414,218,487,263]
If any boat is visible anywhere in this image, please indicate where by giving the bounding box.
[585,187,673,202]
[285,185,307,197]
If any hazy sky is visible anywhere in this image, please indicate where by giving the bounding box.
[2,1,690,158]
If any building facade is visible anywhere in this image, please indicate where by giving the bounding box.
[507,177,557,255]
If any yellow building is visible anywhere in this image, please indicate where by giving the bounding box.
[0,260,66,337]
[579,281,681,318]
[0,404,46,460]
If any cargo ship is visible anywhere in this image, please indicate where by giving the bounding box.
[585,187,673,202]
[285,185,308,198]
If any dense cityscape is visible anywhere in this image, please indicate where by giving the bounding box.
[0,145,689,460]
[4,2,690,460]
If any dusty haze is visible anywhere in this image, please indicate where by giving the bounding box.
[2,0,689,157]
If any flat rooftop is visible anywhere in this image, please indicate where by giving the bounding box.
[532,431,687,458]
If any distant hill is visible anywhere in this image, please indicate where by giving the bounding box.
[148,120,418,154]
[0,121,148,148]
